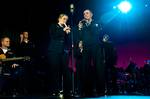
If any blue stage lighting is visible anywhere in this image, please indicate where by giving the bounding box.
[117,1,132,13]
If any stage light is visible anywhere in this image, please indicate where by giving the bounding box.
[113,6,117,9]
[59,94,63,99]
[145,4,148,7]
[117,1,132,13]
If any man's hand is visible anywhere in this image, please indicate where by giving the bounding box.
[12,64,19,68]
[63,26,71,34]
[78,21,83,30]
[79,41,83,53]
[20,34,23,43]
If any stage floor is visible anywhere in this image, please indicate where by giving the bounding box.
[0,95,150,99]
[84,96,150,99]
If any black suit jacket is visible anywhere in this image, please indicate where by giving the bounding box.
[78,21,102,48]
[18,41,35,57]
[48,24,69,53]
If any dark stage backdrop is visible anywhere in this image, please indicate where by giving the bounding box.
[116,42,150,68]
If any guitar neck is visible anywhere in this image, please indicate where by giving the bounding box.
[0,57,30,62]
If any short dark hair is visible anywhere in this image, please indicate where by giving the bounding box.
[83,9,93,16]
[0,36,10,42]
[21,31,29,35]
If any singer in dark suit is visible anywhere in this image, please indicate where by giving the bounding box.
[48,14,72,97]
[76,9,105,96]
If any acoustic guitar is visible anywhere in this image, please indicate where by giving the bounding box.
[0,54,30,62]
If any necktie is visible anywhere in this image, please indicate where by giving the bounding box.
[86,22,90,27]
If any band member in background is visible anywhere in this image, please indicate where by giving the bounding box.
[0,36,23,95]
[18,31,35,57]
[102,34,118,94]
[143,60,150,94]
[17,31,36,94]
[48,14,72,97]
[76,9,105,96]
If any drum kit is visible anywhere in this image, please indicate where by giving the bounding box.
[116,71,136,94]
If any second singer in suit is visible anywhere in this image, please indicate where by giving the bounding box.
[76,9,105,96]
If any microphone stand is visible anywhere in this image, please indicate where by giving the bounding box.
[102,34,110,96]
[70,3,75,96]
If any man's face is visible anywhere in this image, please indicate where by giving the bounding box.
[2,38,10,48]
[59,15,68,24]
[23,32,29,39]
[83,10,92,20]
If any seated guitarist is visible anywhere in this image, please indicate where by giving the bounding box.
[0,36,18,68]
[0,36,23,95]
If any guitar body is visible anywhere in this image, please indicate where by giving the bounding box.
[0,54,6,59]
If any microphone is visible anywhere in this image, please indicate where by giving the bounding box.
[79,19,87,24]
[70,4,74,13]
[80,19,86,22]
[103,34,110,42]
[78,19,86,30]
